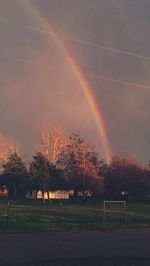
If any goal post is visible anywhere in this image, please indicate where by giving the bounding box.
[103,200,126,224]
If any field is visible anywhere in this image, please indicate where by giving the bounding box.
[0,199,150,233]
[5,258,150,266]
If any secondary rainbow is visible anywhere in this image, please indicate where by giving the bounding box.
[26,1,112,163]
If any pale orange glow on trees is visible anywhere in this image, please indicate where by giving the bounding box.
[39,124,69,164]
[0,134,19,171]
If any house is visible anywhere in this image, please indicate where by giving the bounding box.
[26,190,74,200]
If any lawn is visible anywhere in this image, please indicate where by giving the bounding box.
[0,199,150,233]
[2,257,150,266]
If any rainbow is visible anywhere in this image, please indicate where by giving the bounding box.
[25,1,112,163]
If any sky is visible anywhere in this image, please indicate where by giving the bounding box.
[0,0,150,164]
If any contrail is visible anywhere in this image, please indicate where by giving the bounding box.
[1,17,150,62]
[1,53,150,91]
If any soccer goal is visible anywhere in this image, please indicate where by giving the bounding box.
[103,200,126,224]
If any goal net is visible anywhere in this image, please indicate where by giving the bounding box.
[103,200,126,224]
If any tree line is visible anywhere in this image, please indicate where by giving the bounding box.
[0,125,149,201]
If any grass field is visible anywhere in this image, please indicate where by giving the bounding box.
[5,257,150,266]
[0,199,150,233]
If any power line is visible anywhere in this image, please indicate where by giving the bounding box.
[0,54,55,70]
[1,18,150,90]
[85,73,150,90]
[1,53,150,90]
[61,36,150,62]
[0,17,150,62]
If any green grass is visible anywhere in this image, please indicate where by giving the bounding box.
[0,200,150,233]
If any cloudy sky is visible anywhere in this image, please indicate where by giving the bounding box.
[0,0,150,163]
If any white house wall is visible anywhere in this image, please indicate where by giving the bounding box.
[37,190,69,199]
[26,190,70,199]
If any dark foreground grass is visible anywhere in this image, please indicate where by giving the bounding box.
[2,257,150,266]
[0,200,150,233]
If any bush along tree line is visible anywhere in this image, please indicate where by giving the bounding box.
[0,128,149,201]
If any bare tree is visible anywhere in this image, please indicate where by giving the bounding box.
[0,134,19,172]
[39,124,69,164]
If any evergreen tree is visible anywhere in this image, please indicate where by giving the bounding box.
[3,152,28,198]
[29,153,64,199]
[29,153,50,199]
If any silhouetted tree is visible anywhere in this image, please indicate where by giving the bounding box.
[29,153,64,200]
[59,134,103,197]
[2,152,28,198]
[102,155,149,200]
[29,153,50,199]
